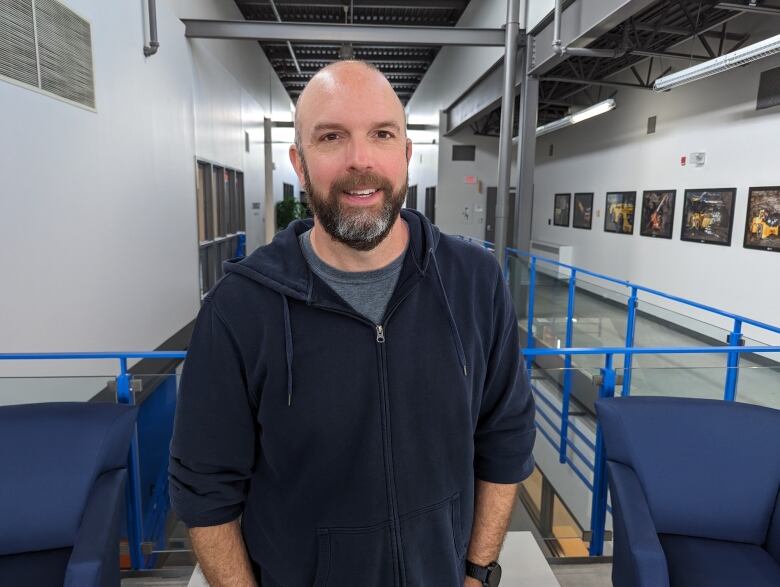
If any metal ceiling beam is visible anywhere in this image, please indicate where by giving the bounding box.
[445,49,525,135]
[549,8,746,106]
[540,75,654,90]
[528,0,658,75]
[632,22,745,40]
[183,19,506,46]
[237,0,467,8]
[271,58,432,65]
[716,2,780,15]
[631,49,710,61]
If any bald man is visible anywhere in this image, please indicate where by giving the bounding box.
[170,61,536,587]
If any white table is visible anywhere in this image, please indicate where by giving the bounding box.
[500,531,561,586]
[187,531,559,586]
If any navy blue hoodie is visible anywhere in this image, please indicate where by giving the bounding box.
[169,209,535,587]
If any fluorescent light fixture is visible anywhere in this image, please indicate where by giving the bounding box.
[653,33,780,92]
[535,98,616,137]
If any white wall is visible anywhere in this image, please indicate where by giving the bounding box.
[435,125,510,239]
[533,52,780,345]
[0,0,295,396]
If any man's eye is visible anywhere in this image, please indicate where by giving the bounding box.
[376,131,394,139]
[321,133,340,141]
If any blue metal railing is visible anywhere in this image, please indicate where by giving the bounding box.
[0,351,186,570]
[459,235,780,556]
[523,345,780,556]
[459,235,780,461]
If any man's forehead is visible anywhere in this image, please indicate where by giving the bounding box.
[295,62,405,135]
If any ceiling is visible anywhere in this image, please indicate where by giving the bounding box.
[232,0,470,106]
[474,0,764,133]
[230,0,769,131]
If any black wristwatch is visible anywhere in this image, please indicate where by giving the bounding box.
[465,560,502,586]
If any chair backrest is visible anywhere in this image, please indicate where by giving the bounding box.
[596,397,780,545]
[0,402,138,555]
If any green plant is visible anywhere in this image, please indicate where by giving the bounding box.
[276,199,308,231]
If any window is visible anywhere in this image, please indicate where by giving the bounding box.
[283,182,294,200]
[196,159,246,298]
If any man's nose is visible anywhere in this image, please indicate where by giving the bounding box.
[345,137,374,172]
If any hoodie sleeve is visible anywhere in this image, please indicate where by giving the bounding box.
[169,298,256,527]
[473,270,536,484]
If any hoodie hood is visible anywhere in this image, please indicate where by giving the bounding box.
[221,209,467,407]
[224,209,441,302]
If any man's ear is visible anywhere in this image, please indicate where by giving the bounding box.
[289,144,306,186]
[406,138,413,163]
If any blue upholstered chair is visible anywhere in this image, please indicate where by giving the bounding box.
[596,396,780,587]
[0,402,138,586]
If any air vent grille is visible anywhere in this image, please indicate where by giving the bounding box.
[0,0,39,87]
[0,0,95,109]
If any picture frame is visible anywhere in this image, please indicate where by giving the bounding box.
[553,193,571,227]
[572,192,594,230]
[639,190,676,239]
[604,191,636,235]
[743,186,780,252]
[680,188,737,246]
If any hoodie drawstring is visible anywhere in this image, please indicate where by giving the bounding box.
[430,250,469,377]
[281,293,294,406]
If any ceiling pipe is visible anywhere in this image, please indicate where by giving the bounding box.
[143,0,160,56]
[552,0,627,58]
[269,0,302,73]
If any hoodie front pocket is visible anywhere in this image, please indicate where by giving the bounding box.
[314,521,395,587]
[399,493,466,587]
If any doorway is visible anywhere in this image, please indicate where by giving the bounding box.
[485,187,516,246]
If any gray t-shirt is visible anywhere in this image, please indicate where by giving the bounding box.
[299,228,405,325]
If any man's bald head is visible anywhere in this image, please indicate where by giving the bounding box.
[294,60,407,152]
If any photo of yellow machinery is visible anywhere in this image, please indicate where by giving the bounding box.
[681,188,736,246]
[604,191,636,235]
[744,186,780,252]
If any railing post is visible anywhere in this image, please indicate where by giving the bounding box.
[622,287,639,397]
[526,257,537,371]
[589,353,615,557]
[724,319,743,401]
[118,357,145,570]
[502,248,511,283]
[559,269,577,464]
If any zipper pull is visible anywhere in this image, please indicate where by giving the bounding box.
[376,325,385,343]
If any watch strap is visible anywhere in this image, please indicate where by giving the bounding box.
[465,560,491,584]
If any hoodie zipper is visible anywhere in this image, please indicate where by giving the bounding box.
[313,286,419,587]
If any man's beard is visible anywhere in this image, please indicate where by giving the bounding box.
[300,155,407,252]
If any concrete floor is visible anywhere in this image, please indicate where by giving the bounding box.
[552,563,613,587]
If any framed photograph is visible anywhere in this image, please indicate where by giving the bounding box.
[680,188,736,246]
[744,186,780,252]
[573,193,594,229]
[554,193,571,227]
[604,191,636,235]
[640,190,676,239]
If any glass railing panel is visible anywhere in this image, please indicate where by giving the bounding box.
[529,264,573,350]
[0,376,117,405]
[567,281,630,373]
[728,346,780,410]
[508,254,530,321]
[618,366,736,402]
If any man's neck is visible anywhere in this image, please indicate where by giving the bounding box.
[309,215,409,272]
